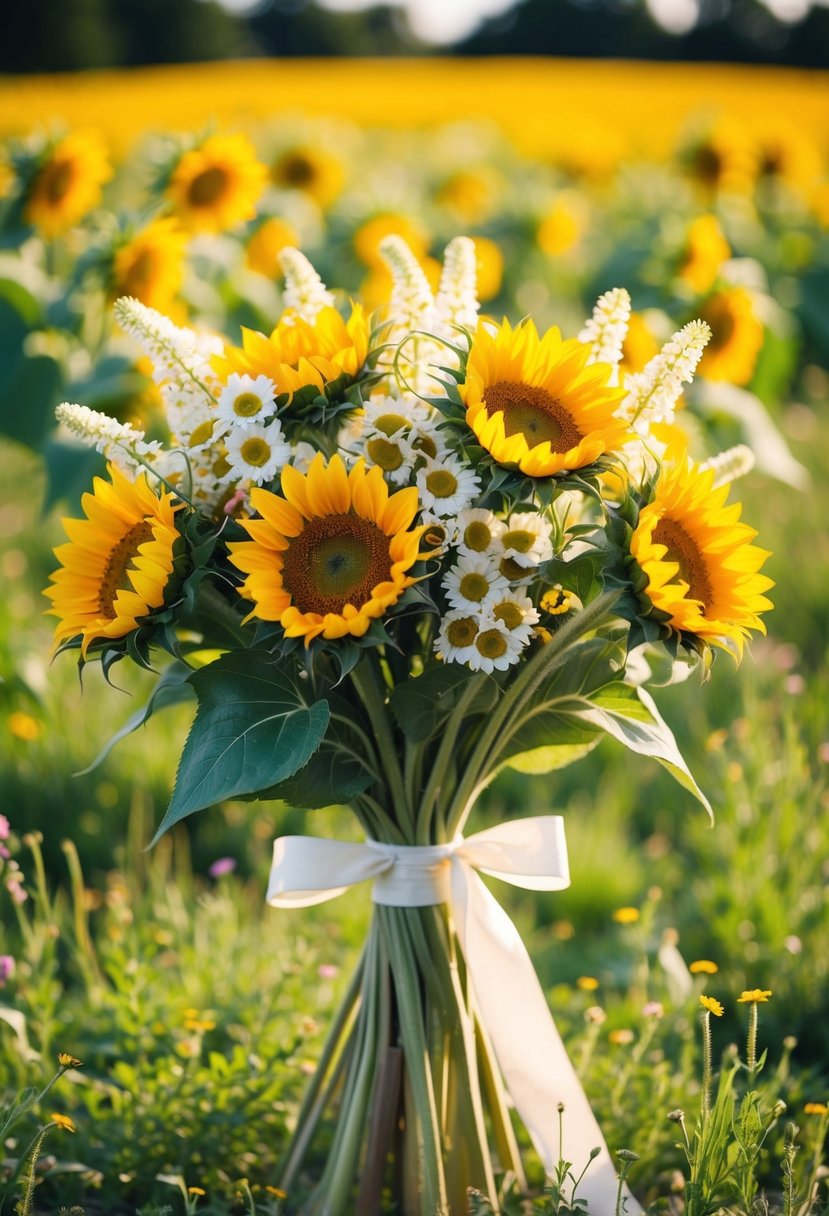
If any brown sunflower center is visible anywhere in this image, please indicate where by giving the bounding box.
[483,380,582,452]
[40,159,74,205]
[98,521,155,619]
[704,301,735,352]
[188,166,229,208]
[274,153,315,187]
[693,145,723,187]
[281,513,392,616]
[652,518,713,609]
[121,249,156,293]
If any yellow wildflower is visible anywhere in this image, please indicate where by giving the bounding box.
[738,989,772,1004]
[49,1113,76,1132]
[577,976,600,991]
[700,995,725,1017]
[804,1103,828,1116]
[689,960,719,975]
[612,906,640,925]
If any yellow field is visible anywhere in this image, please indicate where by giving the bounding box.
[2,57,827,159]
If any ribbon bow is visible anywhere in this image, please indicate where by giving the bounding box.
[268,816,641,1214]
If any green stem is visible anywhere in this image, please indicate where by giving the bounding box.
[746,1003,758,1077]
[416,673,487,845]
[350,658,413,835]
[701,1011,712,1120]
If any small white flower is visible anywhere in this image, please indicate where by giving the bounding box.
[278,247,334,323]
[217,373,277,429]
[579,287,631,371]
[455,507,506,559]
[362,429,417,485]
[497,511,554,569]
[434,609,482,666]
[442,554,509,612]
[416,453,481,517]
[289,441,318,474]
[466,618,524,673]
[362,393,432,437]
[225,419,291,484]
[488,590,540,645]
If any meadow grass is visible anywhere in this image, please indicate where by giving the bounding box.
[1,386,828,1213]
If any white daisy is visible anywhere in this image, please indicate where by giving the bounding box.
[455,507,506,559]
[497,511,554,569]
[466,618,524,673]
[225,418,291,485]
[434,610,481,666]
[362,393,432,437]
[217,373,277,429]
[442,554,509,612]
[416,453,481,517]
[488,590,540,645]
[362,428,418,485]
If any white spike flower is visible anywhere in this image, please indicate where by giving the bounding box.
[455,507,506,559]
[380,235,435,331]
[217,373,277,429]
[579,287,631,371]
[55,402,163,477]
[434,236,479,336]
[619,319,712,434]
[278,247,335,323]
[442,554,509,613]
[416,453,481,517]
[698,443,756,489]
[497,511,554,569]
[225,418,291,485]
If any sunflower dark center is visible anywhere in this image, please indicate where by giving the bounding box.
[704,301,736,352]
[122,249,155,292]
[693,145,722,187]
[98,520,155,619]
[41,159,73,205]
[188,166,229,208]
[282,513,392,616]
[483,380,582,452]
[652,518,713,609]
[274,154,315,187]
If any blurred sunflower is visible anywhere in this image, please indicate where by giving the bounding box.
[619,312,660,376]
[246,216,300,278]
[630,459,773,657]
[680,119,756,196]
[44,465,181,658]
[229,454,427,644]
[215,304,369,400]
[112,217,188,312]
[537,194,584,257]
[436,166,500,223]
[354,213,429,269]
[23,130,112,237]
[459,319,628,478]
[471,236,504,302]
[678,215,731,296]
[270,145,344,209]
[697,287,764,385]
[166,133,267,233]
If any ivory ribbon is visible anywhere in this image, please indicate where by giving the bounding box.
[267,817,642,1215]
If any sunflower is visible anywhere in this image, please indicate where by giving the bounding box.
[166,133,267,234]
[677,215,731,296]
[537,194,584,257]
[23,130,112,237]
[214,304,369,400]
[680,119,756,196]
[471,236,503,302]
[112,217,188,312]
[270,145,344,209]
[354,213,429,269]
[620,312,660,376]
[697,287,764,385]
[44,465,181,658]
[629,459,773,657]
[229,454,428,644]
[246,217,300,278]
[459,319,629,478]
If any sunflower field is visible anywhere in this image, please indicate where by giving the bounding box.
[1,53,829,1216]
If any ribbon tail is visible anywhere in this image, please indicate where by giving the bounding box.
[452,865,643,1215]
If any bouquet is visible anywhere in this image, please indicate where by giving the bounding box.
[45,236,773,1214]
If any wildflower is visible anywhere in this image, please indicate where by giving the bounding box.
[208,857,236,878]
[8,712,41,741]
[317,964,338,979]
[58,1052,83,1068]
[49,1113,76,1132]
[455,507,506,559]
[609,1028,635,1045]
[489,591,539,645]
[804,1103,829,1116]
[585,1006,607,1024]
[577,976,599,991]
[265,1186,288,1199]
[496,511,554,568]
[667,1109,685,1123]
[217,374,277,429]
[56,402,165,479]
[579,287,631,369]
[643,1001,665,1019]
[698,444,755,489]
[279,247,336,323]
[442,555,509,613]
[466,620,524,674]
[416,454,481,518]
[738,989,773,1004]
[225,418,291,485]
[229,456,427,644]
[188,1186,206,1197]
[434,611,480,667]
[44,465,182,658]
[612,907,640,925]
[433,235,480,335]
[616,1149,640,1162]
[166,133,267,233]
[619,320,711,433]
[0,815,8,839]
[700,995,724,1017]
[690,959,718,975]
[0,956,15,985]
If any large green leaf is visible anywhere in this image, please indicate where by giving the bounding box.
[390,662,498,744]
[254,742,375,810]
[153,652,330,840]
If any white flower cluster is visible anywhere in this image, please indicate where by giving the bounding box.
[434,509,552,673]
[698,443,756,488]
[278,247,335,323]
[55,402,164,478]
[619,319,712,435]
[579,287,631,372]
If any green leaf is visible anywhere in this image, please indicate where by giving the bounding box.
[76,662,195,775]
[154,651,330,840]
[390,662,498,744]
[255,742,374,810]
[572,683,712,816]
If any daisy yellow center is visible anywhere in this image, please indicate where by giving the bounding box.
[652,518,713,607]
[413,434,438,459]
[41,159,73,205]
[502,528,535,554]
[483,381,582,452]
[458,572,490,603]
[281,514,392,615]
[189,420,215,446]
[426,470,459,499]
[366,437,404,471]
[212,455,232,478]
[188,166,229,208]
[463,521,492,552]
[240,437,273,467]
[476,629,508,659]
[98,521,155,619]
[233,392,265,418]
[500,556,528,581]
[494,602,523,629]
[446,617,478,648]
[374,413,410,437]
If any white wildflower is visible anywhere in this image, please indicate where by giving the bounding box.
[434,236,479,336]
[416,453,481,517]
[289,441,318,474]
[217,373,277,429]
[55,402,163,477]
[698,443,755,489]
[497,511,554,568]
[466,618,523,673]
[619,319,712,435]
[455,507,506,559]
[488,590,540,645]
[579,288,631,371]
[434,609,481,667]
[442,554,509,612]
[225,418,291,484]
[278,247,335,323]
[380,235,435,333]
